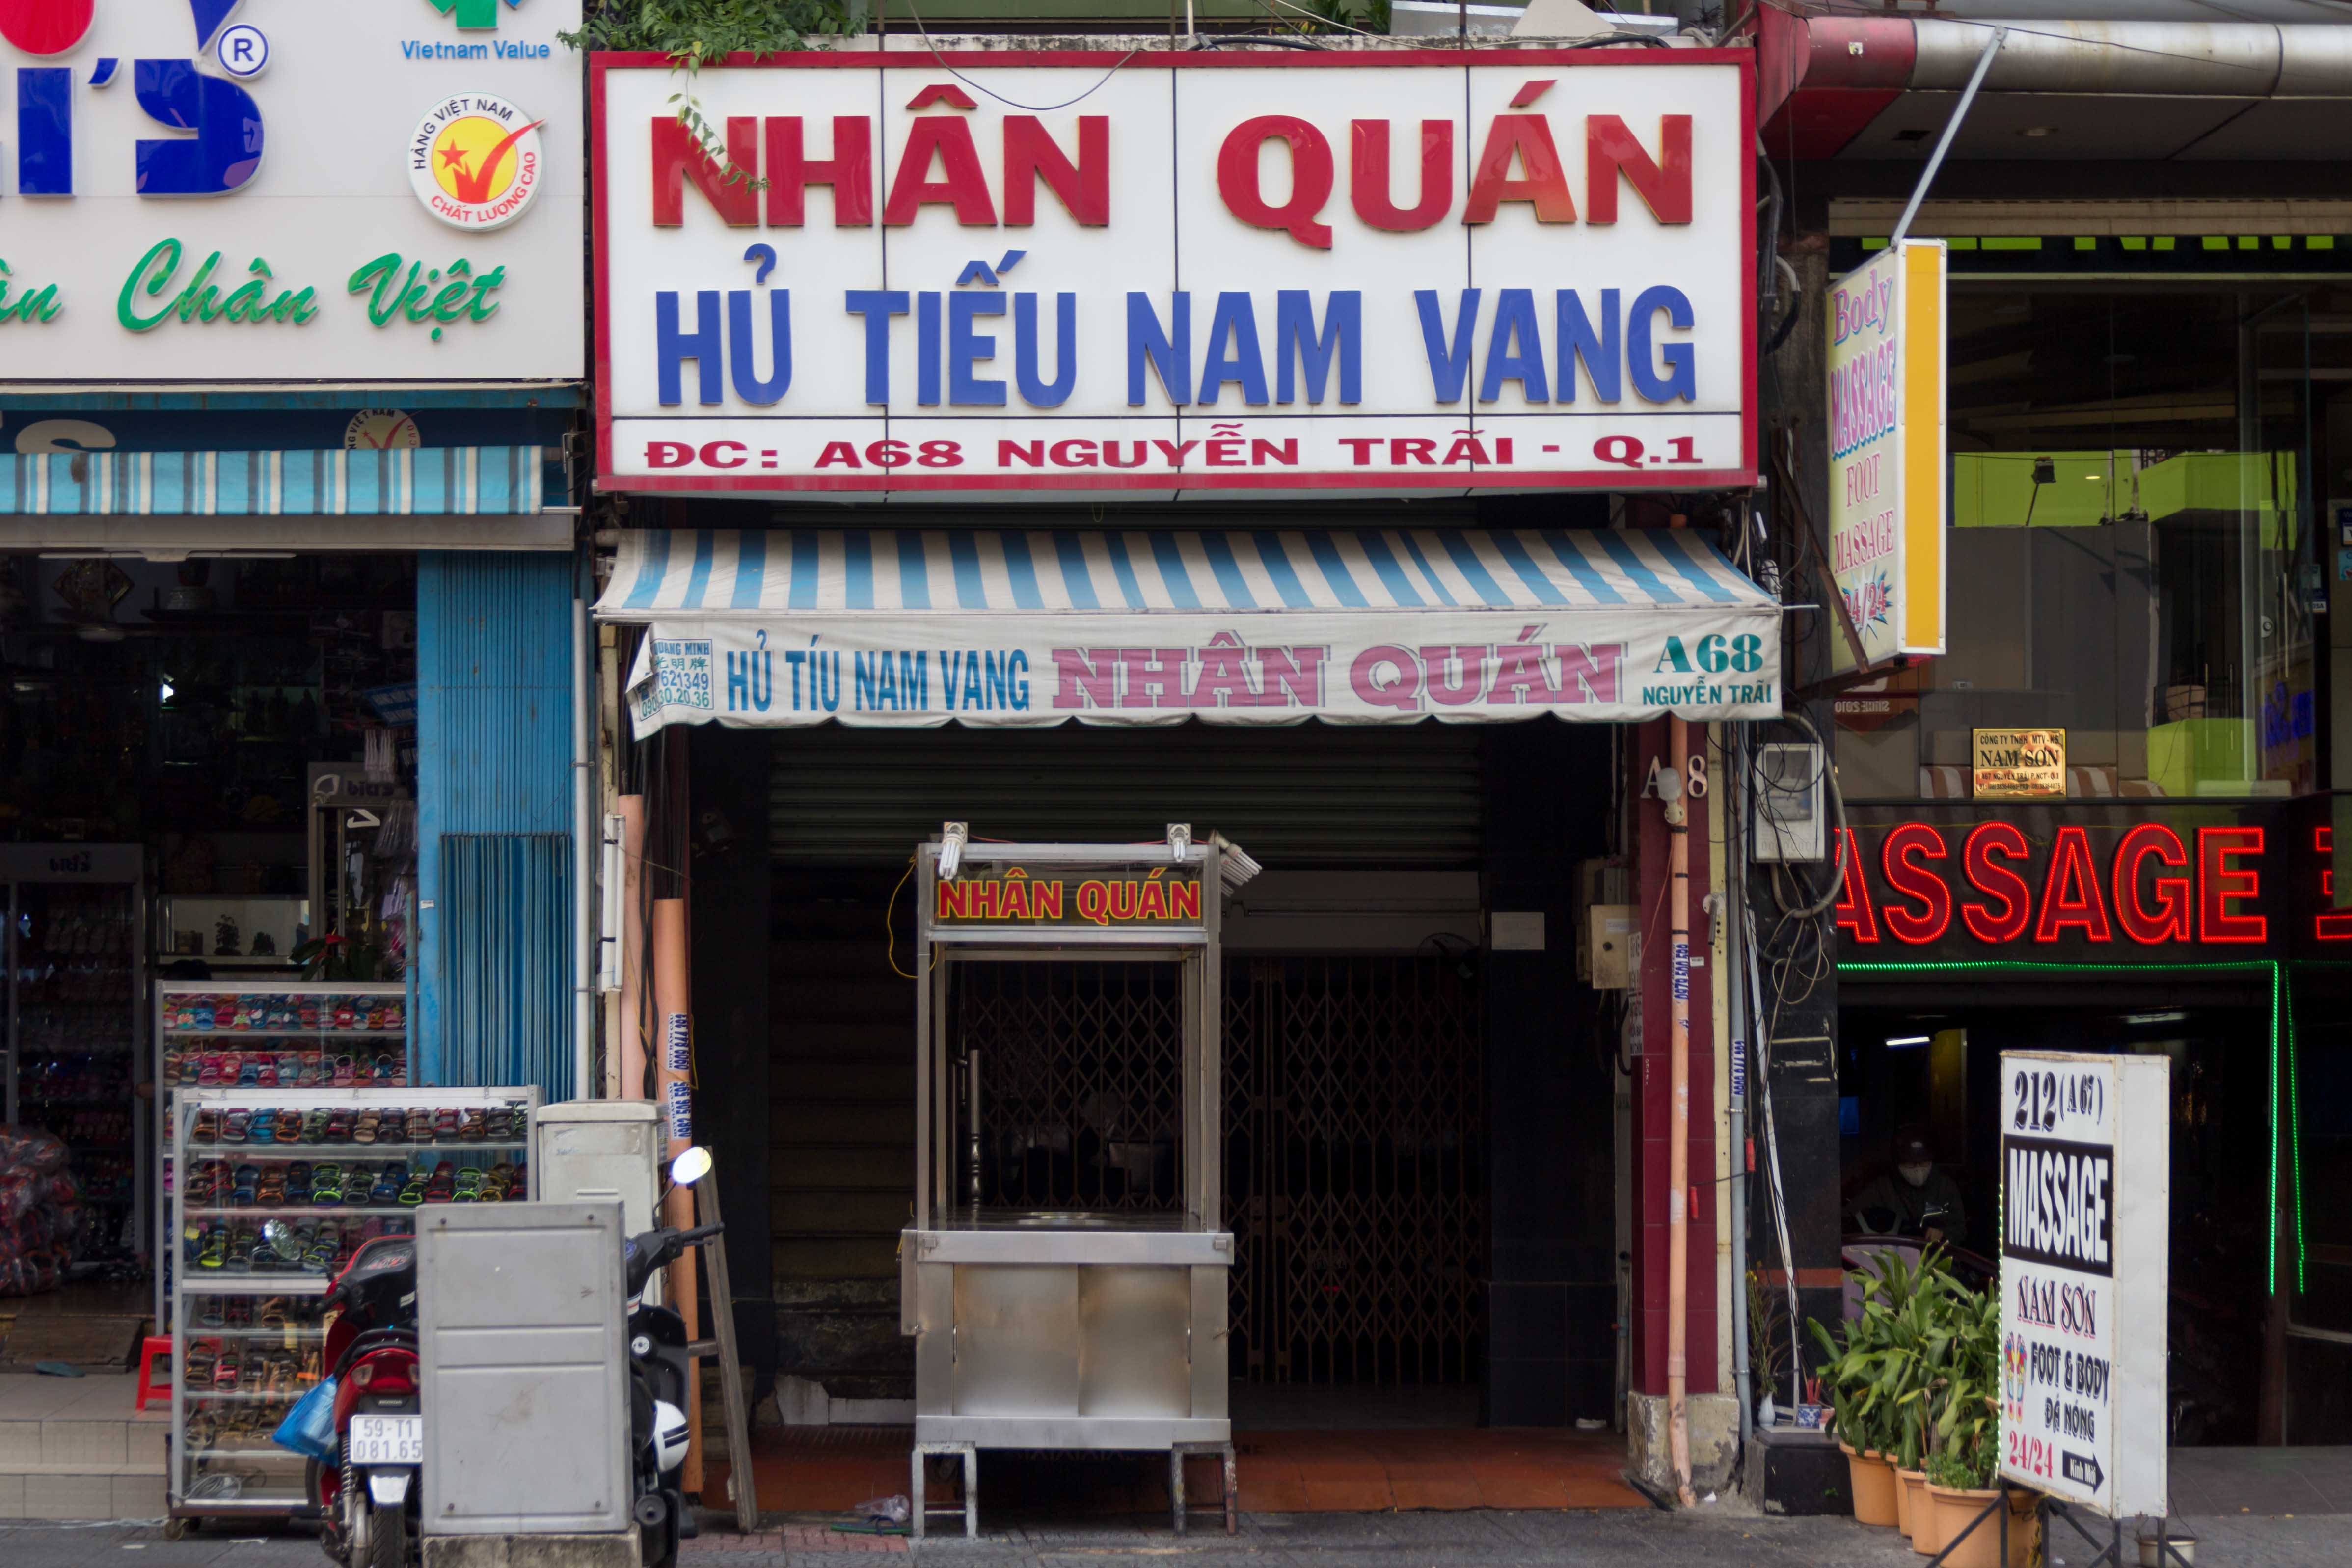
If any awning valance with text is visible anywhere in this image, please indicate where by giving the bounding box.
[596,527,1781,732]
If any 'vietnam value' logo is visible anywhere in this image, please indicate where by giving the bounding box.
[408,93,543,230]
[426,0,524,29]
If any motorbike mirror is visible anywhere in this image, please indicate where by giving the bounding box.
[260,1217,295,1257]
[669,1147,713,1189]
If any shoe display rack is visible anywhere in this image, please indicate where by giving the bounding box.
[153,981,409,1325]
[164,1083,540,1519]
[0,846,147,1270]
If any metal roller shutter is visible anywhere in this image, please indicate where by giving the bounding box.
[768,721,1483,865]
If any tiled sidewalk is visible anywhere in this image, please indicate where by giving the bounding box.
[706,1426,1644,1517]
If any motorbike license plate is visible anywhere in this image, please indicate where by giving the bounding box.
[346,1414,424,1466]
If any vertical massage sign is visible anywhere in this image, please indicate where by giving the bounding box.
[0,0,581,377]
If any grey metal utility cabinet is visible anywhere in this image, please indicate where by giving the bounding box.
[417,1201,633,1538]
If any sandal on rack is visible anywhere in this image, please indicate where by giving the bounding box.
[197,1227,226,1270]
[274,1109,304,1143]
[193,1108,220,1143]
[324,1110,355,1144]
[256,1169,286,1206]
[353,1110,380,1145]
[453,1168,484,1202]
[248,1108,276,1144]
[305,1223,342,1274]
[425,1162,456,1203]
[406,1110,434,1143]
[481,1164,512,1203]
[302,1108,332,1145]
[310,1164,344,1208]
[457,1109,487,1143]
[220,1111,249,1144]
[369,1168,402,1207]
[398,1171,427,1206]
[374,1109,406,1146]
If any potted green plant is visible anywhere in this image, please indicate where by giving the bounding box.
[1920,1282,2026,1568]
[1808,1252,1925,1529]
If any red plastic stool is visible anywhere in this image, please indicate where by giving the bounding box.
[135,1336,173,1410]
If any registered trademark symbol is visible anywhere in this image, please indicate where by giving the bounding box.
[215,24,269,77]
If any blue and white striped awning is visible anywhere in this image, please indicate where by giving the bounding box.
[601,527,1782,731]
[597,527,1773,618]
[0,447,544,515]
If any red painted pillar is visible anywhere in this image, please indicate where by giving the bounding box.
[1628,716,1719,1399]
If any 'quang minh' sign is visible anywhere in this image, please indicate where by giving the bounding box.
[1826,240,1945,671]
[1998,1052,2168,1518]
[590,50,1755,495]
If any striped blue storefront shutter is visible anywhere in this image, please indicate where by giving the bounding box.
[416,553,577,1095]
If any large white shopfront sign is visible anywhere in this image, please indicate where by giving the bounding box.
[592,50,1755,496]
[0,0,582,381]
[1998,1051,2168,1519]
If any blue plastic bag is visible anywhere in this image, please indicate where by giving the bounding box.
[272,1376,338,1461]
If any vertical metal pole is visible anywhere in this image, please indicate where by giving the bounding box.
[1727,725,1752,1448]
[914,851,932,1231]
[1666,714,1696,1507]
[1887,28,2006,250]
[1200,846,1221,1227]
[572,591,595,1103]
[966,1049,983,1210]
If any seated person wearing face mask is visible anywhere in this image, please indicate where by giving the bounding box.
[1847,1128,1968,1247]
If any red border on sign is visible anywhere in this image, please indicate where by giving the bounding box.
[588,49,1760,497]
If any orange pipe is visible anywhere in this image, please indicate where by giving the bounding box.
[616,796,648,1100]
[1667,713,1695,1506]
[652,896,702,1494]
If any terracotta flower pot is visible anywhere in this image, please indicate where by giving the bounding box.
[1898,1469,1941,1554]
[1888,1457,1911,1535]
[1840,1442,1900,1527]
[1926,1483,2005,1568]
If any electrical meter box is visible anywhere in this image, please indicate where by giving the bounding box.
[1751,743,1828,863]
[536,1099,664,1236]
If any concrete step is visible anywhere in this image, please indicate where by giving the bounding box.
[0,1460,168,1521]
[0,1374,170,1520]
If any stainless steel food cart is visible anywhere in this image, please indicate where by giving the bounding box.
[899,825,1257,1538]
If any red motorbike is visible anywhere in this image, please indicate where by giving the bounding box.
[301,1230,424,1568]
